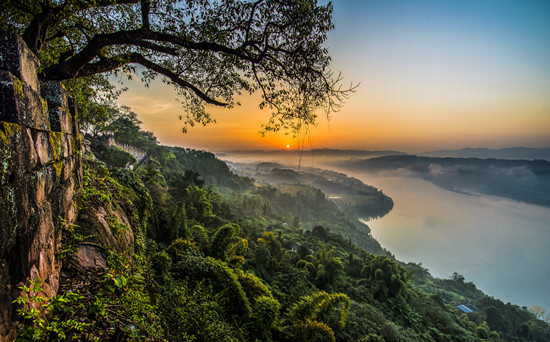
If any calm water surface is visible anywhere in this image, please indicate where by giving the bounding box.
[345,171,550,310]
[224,154,550,310]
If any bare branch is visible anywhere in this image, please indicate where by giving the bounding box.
[141,0,150,29]
[133,39,178,56]
[72,54,132,78]
[245,0,264,41]
[69,0,140,11]
[130,54,229,107]
[42,27,270,80]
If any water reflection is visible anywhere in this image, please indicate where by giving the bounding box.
[220,152,550,310]
[350,173,550,310]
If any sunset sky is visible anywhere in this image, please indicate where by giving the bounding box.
[117,0,550,153]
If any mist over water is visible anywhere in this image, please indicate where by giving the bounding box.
[220,152,550,310]
[351,173,550,311]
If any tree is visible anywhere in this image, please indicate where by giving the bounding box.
[107,106,158,148]
[529,305,549,322]
[315,249,343,291]
[361,254,415,304]
[1,0,354,133]
[282,291,351,341]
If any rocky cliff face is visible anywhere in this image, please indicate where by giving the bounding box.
[0,32,82,340]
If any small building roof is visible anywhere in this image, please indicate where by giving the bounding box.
[457,304,477,314]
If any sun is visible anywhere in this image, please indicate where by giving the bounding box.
[286,144,290,149]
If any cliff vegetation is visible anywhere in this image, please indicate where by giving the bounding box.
[11,112,550,342]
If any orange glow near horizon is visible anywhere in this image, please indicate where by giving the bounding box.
[116,76,550,153]
[116,1,550,153]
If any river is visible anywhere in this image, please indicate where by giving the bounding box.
[344,171,550,310]
[223,153,550,310]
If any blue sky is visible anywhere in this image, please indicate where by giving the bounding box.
[119,0,550,151]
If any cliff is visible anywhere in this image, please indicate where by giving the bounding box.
[0,32,82,340]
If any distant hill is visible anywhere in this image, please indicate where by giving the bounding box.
[307,148,406,157]
[255,162,285,169]
[230,162,394,220]
[339,155,550,207]
[421,147,550,160]
[219,148,406,157]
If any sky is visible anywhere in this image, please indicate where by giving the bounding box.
[117,0,550,153]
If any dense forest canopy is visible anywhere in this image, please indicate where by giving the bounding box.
[13,123,549,340]
[3,1,549,340]
[0,0,353,133]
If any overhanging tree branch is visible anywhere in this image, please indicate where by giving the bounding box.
[130,54,228,107]
[72,54,132,78]
[42,27,269,80]
[4,0,350,132]
[141,0,150,29]
[133,39,178,56]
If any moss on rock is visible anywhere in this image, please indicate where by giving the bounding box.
[0,121,22,145]
[48,131,63,161]
[12,77,24,99]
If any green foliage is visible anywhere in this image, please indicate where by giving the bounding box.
[95,145,137,168]
[101,269,128,294]
[106,214,130,238]
[184,185,216,221]
[257,231,283,261]
[171,250,251,318]
[315,249,344,291]
[473,296,550,341]
[387,297,422,330]
[361,254,415,304]
[29,128,549,341]
[241,185,386,255]
[158,280,241,342]
[475,321,490,339]
[107,108,158,150]
[56,218,88,260]
[80,161,152,226]
[101,251,130,294]
[295,248,344,292]
[188,226,209,251]
[282,291,351,340]
[79,162,112,209]
[208,223,240,260]
[116,285,164,340]
[283,319,336,342]
[13,278,90,341]
[432,272,485,304]
[151,251,172,278]
[334,301,422,342]
[234,269,272,303]
[253,296,281,331]
[2,0,352,135]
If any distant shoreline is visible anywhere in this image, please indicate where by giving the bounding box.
[217,146,550,161]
